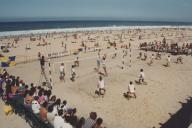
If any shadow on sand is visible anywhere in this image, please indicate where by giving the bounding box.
[160,97,192,128]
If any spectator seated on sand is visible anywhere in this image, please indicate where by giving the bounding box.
[123,81,136,99]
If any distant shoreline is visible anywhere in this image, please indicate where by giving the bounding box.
[0,25,192,37]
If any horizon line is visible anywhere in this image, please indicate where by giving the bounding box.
[0,17,192,23]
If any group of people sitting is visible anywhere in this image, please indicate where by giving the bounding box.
[139,40,192,55]
[0,69,105,128]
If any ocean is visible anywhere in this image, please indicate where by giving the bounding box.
[0,20,192,37]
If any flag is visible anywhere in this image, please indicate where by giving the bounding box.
[0,56,16,67]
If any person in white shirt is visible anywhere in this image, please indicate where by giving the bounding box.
[124,81,136,99]
[166,55,171,67]
[148,54,155,66]
[54,109,73,128]
[95,76,106,97]
[138,68,145,84]
[59,63,65,81]
[31,100,41,114]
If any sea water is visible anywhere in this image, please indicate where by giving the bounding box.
[0,20,192,37]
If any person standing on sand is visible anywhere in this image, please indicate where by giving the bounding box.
[101,55,108,76]
[40,56,46,74]
[59,63,65,81]
[38,52,41,60]
[64,43,67,52]
[165,55,171,67]
[148,54,155,66]
[142,52,147,61]
[74,56,80,67]
[92,118,106,128]
[96,53,101,72]
[137,52,142,59]
[70,65,76,82]
[84,112,97,128]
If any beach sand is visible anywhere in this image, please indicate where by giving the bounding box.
[1,28,192,128]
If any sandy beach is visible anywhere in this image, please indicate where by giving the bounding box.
[1,27,192,128]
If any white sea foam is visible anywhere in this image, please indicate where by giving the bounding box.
[0,25,192,37]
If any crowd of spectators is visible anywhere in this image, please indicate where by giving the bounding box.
[139,38,192,55]
[0,69,105,128]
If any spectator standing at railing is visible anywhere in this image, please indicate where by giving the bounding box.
[92,117,105,128]
[84,112,97,128]
[47,105,55,125]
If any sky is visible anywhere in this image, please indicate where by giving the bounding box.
[0,0,192,22]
